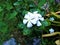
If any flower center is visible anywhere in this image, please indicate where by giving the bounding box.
[28,18,31,22]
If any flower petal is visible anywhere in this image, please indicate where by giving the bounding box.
[25,12,34,19]
[33,11,38,14]
[38,14,42,18]
[27,21,33,28]
[49,28,54,33]
[39,17,44,21]
[30,19,37,25]
[49,17,54,21]
[34,14,42,19]
[37,21,42,26]
[28,12,33,15]
[23,19,28,24]
[24,14,30,19]
[28,12,34,19]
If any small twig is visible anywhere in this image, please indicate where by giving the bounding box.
[51,24,60,26]
[42,32,60,37]
[50,20,60,24]
[51,12,60,19]
[56,11,60,14]
[46,11,60,17]
[55,40,60,45]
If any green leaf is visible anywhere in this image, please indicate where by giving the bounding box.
[0,6,3,12]
[6,2,13,10]
[0,12,4,21]
[18,23,25,29]
[22,10,28,16]
[14,1,20,5]
[23,28,31,35]
[18,0,22,1]
[42,20,51,26]
[39,25,45,30]
[0,22,8,33]
[7,11,18,20]
[49,0,54,3]
[38,0,46,7]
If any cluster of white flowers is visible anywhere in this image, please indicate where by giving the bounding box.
[23,11,44,28]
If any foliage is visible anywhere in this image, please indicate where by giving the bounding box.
[0,0,60,45]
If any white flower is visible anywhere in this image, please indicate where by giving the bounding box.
[49,17,54,21]
[33,11,44,21]
[49,28,54,33]
[23,11,44,28]
[23,12,36,28]
[33,11,44,26]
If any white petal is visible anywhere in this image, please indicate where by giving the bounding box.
[23,19,28,24]
[33,11,38,14]
[49,17,54,21]
[39,17,44,21]
[33,11,42,18]
[34,14,39,19]
[49,28,54,33]
[30,19,37,25]
[34,14,42,19]
[27,21,33,28]
[28,12,33,15]
[34,14,38,18]
[24,14,30,19]
[38,14,42,17]
[35,18,39,21]
[30,15,34,19]
[27,12,35,19]
[37,21,42,26]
